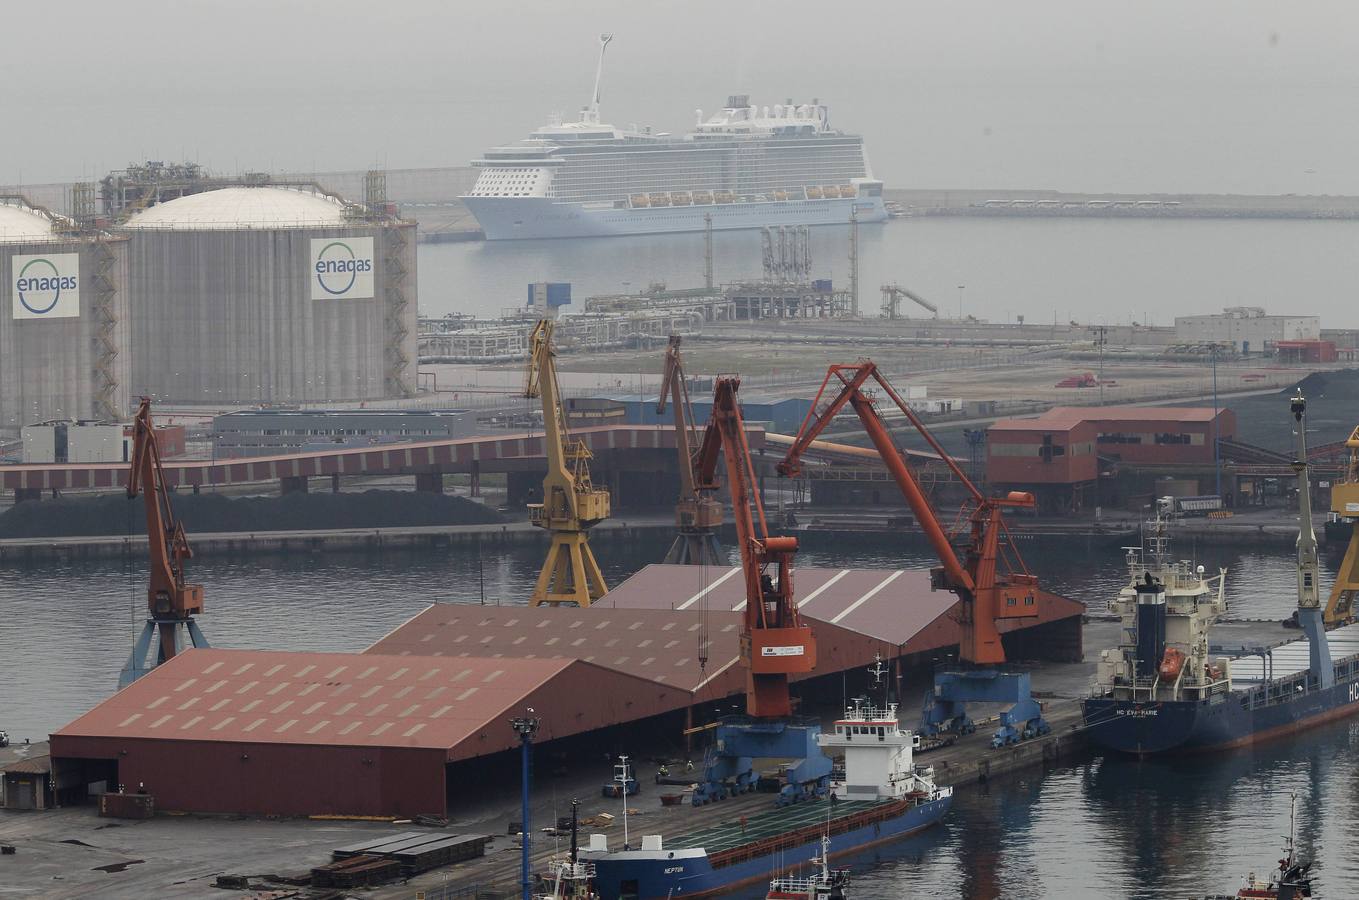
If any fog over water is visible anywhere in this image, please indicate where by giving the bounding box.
[419,215,1359,328]
[4,3,1359,197]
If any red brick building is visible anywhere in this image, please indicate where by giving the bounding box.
[986,406,1237,511]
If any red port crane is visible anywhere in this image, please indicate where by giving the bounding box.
[121,398,207,687]
[657,335,723,565]
[695,376,816,717]
[777,362,1038,665]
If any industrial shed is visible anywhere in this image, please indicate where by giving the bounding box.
[50,648,683,818]
[364,600,895,702]
[368,565,1085,697]
[49,567,1082,818]
[595,564,1084,664]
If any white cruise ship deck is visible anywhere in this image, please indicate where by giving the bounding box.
[461,35,886,240]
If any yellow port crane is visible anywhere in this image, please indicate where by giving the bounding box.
[1325,425,1359,626]
[657,335,723,564]
[524,319,610,607]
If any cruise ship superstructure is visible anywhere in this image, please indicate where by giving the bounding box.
[462,35,887,240]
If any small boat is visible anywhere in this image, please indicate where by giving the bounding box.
[1202,795,1313,900]
[765,835,849,900]
[536,859,599,900]
[536,800,600,900]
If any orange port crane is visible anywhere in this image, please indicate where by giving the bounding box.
[657,335,723,565]
[777,362,1038,665]
[695,376,816,717]
[120,398,208,687]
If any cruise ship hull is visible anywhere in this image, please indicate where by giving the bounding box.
[1084,669,1359,755]
[463,195,887,241]
[585,795,950,900]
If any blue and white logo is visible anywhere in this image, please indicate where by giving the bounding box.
[310,237,375,300]
[12,253,80,320]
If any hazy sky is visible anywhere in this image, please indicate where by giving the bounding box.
[4,1,1356,194]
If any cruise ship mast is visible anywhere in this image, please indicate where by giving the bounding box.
[583,33,613,126]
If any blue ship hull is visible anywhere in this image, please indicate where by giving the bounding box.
[1084,673,1359,755]
[463,195,887,240]
[586,796,951,900]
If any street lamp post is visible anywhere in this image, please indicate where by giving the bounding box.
[510,711,541,900]
[1211,345,1222,500]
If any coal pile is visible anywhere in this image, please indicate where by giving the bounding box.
[0,489,506,539]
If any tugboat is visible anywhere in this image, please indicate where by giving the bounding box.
[536,800,600,900]
[765,835,850,900]
[537,859,599,900]
[1203,795,1313,899]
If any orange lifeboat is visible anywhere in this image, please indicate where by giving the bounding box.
[1159,647,1186,681]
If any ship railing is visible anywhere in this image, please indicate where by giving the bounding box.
[1238,668,1317,711]
[770,875,830,891]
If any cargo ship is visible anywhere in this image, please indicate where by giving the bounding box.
[461,35,886,240]
[580,699,951,900]
[1084,392,1359,754]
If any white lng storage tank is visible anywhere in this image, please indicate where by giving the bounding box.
[119,185,417,405]
[0,198,129,433]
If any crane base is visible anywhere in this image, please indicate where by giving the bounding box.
[919,669,1048,749]
[119,617,210,689]
[662,530,722,566]
[530,531,608,607]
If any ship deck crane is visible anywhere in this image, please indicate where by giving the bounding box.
[657,335,722,565]
[688,375,830,805]
[120,398,208,688]
[1324,425,1359,627]
[778,362,1049,746]
[524,319,610,607]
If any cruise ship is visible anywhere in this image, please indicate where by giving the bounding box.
[462,35,887,240]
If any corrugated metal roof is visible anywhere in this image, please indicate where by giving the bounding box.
[2,754,51,775]
[990,406,1223,432]
[366,604,747,694]
[121,187,349,230]
[596,564,962,647]
[54,649,582,753]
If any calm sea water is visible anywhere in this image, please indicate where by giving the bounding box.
[417,217,1359,330]
[3,530,1355,897]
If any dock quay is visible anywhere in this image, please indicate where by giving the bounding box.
[0,516,679,561]
[2,618,1313,898]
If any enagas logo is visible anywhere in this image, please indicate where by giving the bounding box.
[310,237,375,300]
[11,253,80,320]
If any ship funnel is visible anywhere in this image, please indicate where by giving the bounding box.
[1134,575,1167,679]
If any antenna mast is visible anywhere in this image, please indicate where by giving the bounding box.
[587,33,614,125]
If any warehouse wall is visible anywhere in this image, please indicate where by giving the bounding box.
[51,736,447,818]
